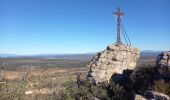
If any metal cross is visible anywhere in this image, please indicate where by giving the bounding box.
[114,7,124,45]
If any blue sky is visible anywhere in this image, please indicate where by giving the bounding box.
[0,0,170,55]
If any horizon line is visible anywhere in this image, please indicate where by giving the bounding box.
[0,50,165,56]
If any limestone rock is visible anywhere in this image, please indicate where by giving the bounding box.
[156,51,170,67]
[135,91,170,100]
[156,51,170,77]
[134,94,146,100]
[87,44,140,83]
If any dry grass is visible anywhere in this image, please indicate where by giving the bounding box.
[3,67,88,81]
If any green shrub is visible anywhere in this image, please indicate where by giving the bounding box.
[0,93,10,100]
[107,82,125,100]
[154,79,170,97]
[61,80,109,100]
[131,67,156,93]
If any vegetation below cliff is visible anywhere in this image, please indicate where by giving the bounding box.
[0,65,170,100]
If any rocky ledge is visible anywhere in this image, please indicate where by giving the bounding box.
[87,44,140,84]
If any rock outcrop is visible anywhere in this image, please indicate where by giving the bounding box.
[87,44,140,83]
[156,51,170,67]
[156,51,170,77]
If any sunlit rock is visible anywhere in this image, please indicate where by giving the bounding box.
[87,44,140,83]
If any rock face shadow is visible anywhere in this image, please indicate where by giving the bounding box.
[110,69,133,85]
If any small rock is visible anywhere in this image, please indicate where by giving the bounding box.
[135,91,170,100]
[25,91,33,95]
[135,94,147,100]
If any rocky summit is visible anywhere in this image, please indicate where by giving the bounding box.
[87,44,140,84]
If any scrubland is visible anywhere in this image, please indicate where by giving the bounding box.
[0,53,169,100]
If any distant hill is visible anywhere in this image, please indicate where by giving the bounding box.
[0,50,163,59]
[140,50,162,58]
[0,54,19,58]
[28,54,95,59]
[141,50,162,54]
[0,53,95,59]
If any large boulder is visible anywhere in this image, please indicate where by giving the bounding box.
[156,51,170,77]
[156,51,170,67]
[87,44,140,84]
